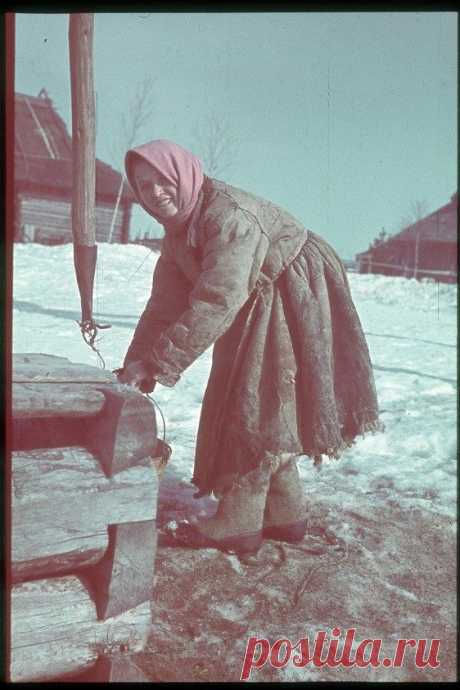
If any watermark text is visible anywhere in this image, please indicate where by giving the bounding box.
[240,628,441,680]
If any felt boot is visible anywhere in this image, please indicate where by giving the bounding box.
[172,462,273,555]
[263,455,307,543]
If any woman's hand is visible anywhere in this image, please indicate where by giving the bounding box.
[115,361,156,393]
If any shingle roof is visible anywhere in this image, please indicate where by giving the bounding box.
[15,91,134,203]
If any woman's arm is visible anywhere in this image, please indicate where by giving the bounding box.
[123,247,191,369]
[141,208,269,387]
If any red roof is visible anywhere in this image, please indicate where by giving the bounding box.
[357,192,458,257]
[14,91,134,203]
[396,194,457,244]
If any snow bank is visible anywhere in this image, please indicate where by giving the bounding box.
[348,272,457,312]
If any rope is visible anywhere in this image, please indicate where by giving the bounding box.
[76,241,157,380]
[125,247,156,283]
[78,320,111,370]
[107,174,125,244]
[77,245,156,367]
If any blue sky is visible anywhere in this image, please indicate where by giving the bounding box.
[14,12,457,258]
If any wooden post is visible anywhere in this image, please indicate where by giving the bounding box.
[69,13,97,324]
[69,13,96,246]
[414,228,420,280]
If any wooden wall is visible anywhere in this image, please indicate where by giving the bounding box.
[10,353,160,682]
[17,194,129,244]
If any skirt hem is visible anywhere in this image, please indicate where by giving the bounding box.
[192,416,385,497]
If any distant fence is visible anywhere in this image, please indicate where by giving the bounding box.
[356,257,457,282]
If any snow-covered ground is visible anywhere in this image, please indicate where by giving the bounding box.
[12,243,457,520]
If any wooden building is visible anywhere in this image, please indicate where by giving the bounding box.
[15,90,135,244]
[356,192,458,283]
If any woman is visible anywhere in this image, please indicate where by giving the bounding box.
[118,139,383,556]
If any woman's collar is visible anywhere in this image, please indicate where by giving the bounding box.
[185,188,205,248]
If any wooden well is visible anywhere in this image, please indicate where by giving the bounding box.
[10,353,161,682]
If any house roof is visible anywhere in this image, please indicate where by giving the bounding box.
[357,192,458,257]
[396,194,457,244]
[14,90,135,203]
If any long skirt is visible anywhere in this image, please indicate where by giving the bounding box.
[192,231,383,497]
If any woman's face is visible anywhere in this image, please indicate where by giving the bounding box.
[133,159,179,221]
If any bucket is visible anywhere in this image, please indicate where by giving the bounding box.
[151,438,172,478]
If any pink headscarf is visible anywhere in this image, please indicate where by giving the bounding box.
[125,139,204,230]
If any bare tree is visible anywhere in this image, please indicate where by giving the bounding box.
[109,75,155,170]
[398,199,430,279]
[107,76,155,243]
[399,199,429,230]
[193,113,240,178]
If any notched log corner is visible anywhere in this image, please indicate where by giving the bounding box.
[84,386,158,477]
[80,520,157,621]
